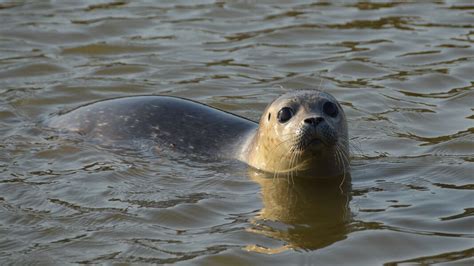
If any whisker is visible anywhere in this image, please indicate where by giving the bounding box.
[336,147,347,192]
[318,77,326,93]
[334,147,343,169]
[338,138,361,158]
[289,147,298,185]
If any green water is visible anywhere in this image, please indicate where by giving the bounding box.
[0,1,473,265]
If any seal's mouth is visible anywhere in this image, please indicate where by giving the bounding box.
[308,138,322,146]
[296,135,324,152]
[295,123,338,152]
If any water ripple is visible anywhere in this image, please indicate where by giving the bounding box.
[1,1,473,264]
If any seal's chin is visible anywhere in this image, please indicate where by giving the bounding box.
[301,136,337,152]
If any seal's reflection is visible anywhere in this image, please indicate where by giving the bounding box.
[247,172,351,253]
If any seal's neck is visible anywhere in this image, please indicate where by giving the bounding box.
[238,129,259,163]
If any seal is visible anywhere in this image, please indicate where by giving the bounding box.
[48,90,349,178]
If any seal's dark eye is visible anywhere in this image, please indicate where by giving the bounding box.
[323,101,338,117]
[277,107,293,123]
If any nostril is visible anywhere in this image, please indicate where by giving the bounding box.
[304,117,324,125]
[304,118,314,125]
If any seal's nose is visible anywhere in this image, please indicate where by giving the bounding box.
[304,117,324,126]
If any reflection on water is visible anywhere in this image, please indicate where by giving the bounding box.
[1,1,473,265]
[248,173,351,252]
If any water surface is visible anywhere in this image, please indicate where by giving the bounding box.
[0,1,473,265]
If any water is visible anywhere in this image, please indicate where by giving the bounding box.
[1,1,473,264]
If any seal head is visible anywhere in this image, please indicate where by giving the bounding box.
[243,90,349,179]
